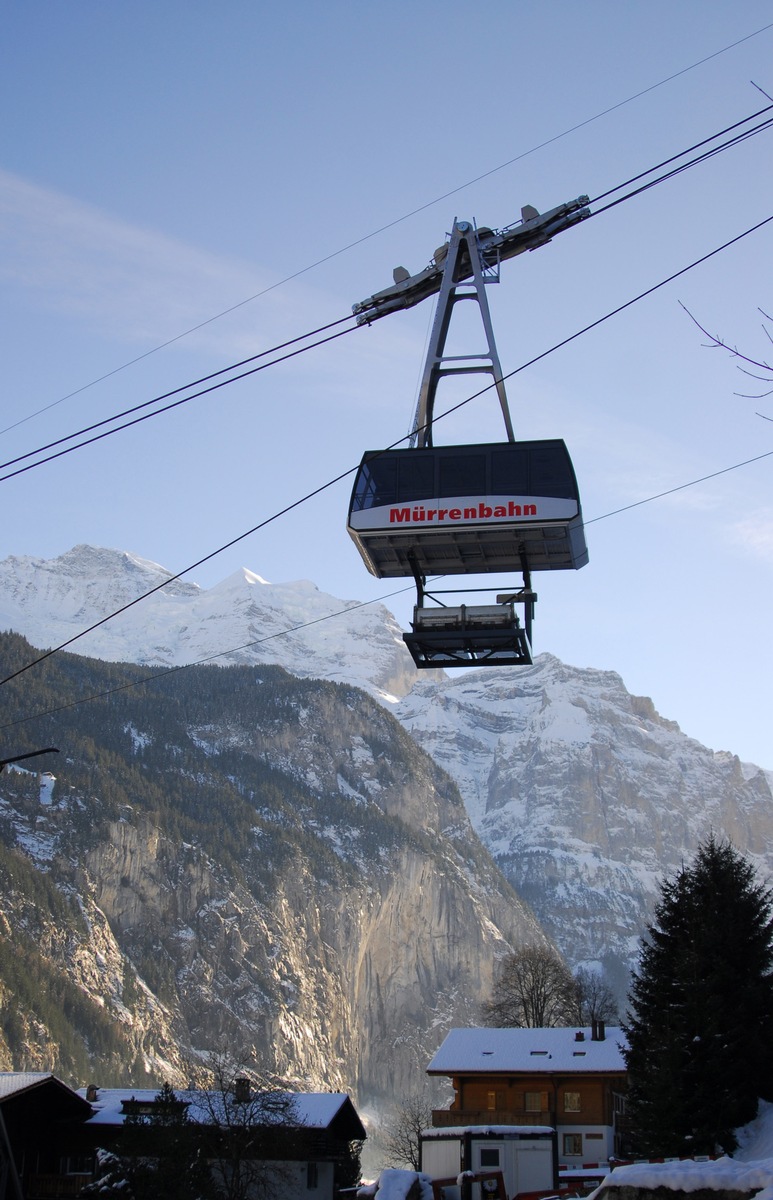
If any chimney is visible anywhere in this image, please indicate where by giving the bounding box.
[86,1084,99,1103]
[591,1020,606,1042]
[233,1076,250,1103]
[574,1030,585,1042]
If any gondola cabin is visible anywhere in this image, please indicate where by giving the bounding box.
[347,440,588,580]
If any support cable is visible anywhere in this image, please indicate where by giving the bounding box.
[4,103,772,480]
[0,313,356,475]
[1,210,771,690]
[2,439,772,731]
[4,21,771,439]
[0,320,359,484]
[587,104,773,207]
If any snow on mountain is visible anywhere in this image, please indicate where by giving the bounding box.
[3,545,772,988]
[394,655,773,979]
[0,545,415,702]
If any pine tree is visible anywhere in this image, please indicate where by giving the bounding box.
[122,1082,214,1200]
[624,836,773,1155]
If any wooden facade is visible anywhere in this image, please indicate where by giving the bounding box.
[0,1075,366,1200]
[427,1025,630,1164]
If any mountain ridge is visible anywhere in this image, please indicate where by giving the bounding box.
[2,544,771,994]
[0,545,416,703]
[0,630,545,1102]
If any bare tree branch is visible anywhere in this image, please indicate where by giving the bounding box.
[197,1050,305,1200]
[573,966,619,1024]
[482,945,578,1028]
[680,301,773,399]
[381,1091,434,1171]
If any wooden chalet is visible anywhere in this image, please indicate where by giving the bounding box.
[0,1074,365,1200]
[426,1022,631,1166]
[0,1073,94,1199]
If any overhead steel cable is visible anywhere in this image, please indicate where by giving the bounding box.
[0,453,365,686]
[0,319,359,484]
[2,209,771,690]
[587,103,773,207]
[589,119,773,217]
[3,438,773,731]
[5,103,773,485]
[0,313,357,475]
[0,581,421,731]
[4,21,772,442]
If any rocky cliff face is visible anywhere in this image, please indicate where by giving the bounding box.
[3,546,772,1065]
[396,655,773,986]
[0,634,544,1103]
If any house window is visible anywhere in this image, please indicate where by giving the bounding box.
[60,1155,94,1176]
[487,1090,497,1111]
[480,1149,500,1168]
[563,1134,583,1157]
[564,1091,581,1112]
[306,1162,319,1189]
[524,1091,543,1112]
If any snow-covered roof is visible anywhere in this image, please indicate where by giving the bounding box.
[595,1157,773,1199]
[293,1093,360,1128]
[427,1027,628,1075]
[0,1071,55,1099]
[78,1087,361,1132]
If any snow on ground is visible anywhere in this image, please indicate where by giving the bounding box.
[600,1159,773,1196]
[735,1102,773,1163]
[358,1170,433,1200]
[591,1104,773,1200]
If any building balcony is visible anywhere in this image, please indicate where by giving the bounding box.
[431,1109,553,1128]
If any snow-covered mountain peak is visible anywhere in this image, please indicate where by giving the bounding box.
[0,546,416,702]
[208,566,273,594]
[58,543,198,593]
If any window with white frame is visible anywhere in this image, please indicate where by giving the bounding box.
[563,1133,583,1157]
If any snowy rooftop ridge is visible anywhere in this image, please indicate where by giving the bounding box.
[427,1026,627,1075]
[78,1086,358,1130]
[0,1071,55,1098]
[421,1125,554,1138]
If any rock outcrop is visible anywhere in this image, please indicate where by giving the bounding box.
[0,634,543,1102]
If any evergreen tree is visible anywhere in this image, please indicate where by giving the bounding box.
[624,836,773,1155]
[122,1082,214,1200]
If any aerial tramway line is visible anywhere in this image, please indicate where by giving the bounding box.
[347,197,591,669]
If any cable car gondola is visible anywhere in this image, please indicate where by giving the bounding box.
[348,439,587,579]
[348,204,590,669]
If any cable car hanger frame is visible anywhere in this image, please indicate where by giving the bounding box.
[348,199,590,669]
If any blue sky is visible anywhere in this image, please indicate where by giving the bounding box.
[1,3,772,766]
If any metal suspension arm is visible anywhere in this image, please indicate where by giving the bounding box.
[412,218,514,445]
[353,195,590,326]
